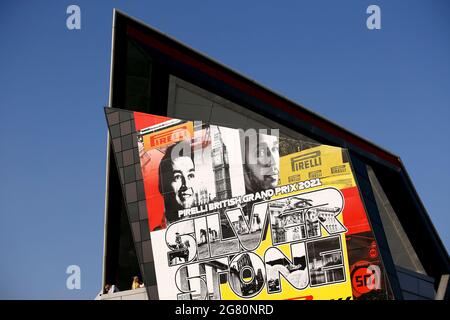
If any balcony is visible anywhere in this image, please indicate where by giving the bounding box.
[96,287,148,300]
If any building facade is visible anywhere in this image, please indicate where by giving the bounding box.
[99,10,449,300]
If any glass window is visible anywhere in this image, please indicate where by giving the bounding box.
[167,76,319,150]
[125,40,152,110]
[366,164,426,274]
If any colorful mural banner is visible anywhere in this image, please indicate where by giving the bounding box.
[108,109,392,300]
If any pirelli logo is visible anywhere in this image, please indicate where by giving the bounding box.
[309,170,322,179]
[290,151,322,172]
[144,123,193,150]
[288,174,301,183]
[331,165,346,174]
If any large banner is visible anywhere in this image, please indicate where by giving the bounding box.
[107,108,393,300]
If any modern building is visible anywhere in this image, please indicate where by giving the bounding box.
[99,9,449,300]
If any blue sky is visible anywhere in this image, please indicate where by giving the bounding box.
[0,0,449,299]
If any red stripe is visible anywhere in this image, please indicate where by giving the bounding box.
[133,111,171,131]
[342,187,371,235]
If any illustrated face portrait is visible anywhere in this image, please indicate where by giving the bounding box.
[159,141,196,223]
[245,133,280,192]
[164,157,195,209]
[169,156,196,209]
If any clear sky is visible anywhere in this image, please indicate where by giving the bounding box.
[0,0,449,299]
